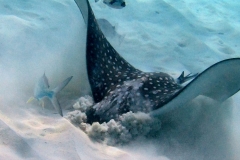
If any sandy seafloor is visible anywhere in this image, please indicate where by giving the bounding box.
[0,0,240,159]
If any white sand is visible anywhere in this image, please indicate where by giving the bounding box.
[0,0,240,159]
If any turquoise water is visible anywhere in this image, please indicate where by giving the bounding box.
[0,0,240,159]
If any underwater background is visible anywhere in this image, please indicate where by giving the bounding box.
[0,0,240,159]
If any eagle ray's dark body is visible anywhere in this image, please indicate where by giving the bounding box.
[82,1,182,122]
[74,0,240,123]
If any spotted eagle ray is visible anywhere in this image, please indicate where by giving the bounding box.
[74,0,240,123]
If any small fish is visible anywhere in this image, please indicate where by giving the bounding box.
[103,0,126,9]
[176,71,198,85]
[27,73,73,116]
[97,18,116,38]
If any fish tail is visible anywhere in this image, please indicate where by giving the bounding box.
[50,95,63,117]
[52,76,73,94]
